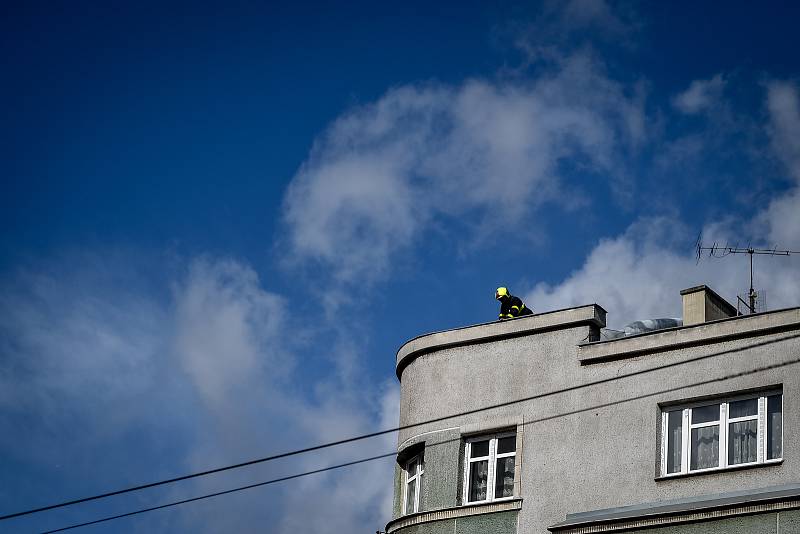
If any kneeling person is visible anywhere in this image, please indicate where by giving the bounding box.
[495,287,533,320]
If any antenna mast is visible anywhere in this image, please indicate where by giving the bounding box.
[695,236,799,314]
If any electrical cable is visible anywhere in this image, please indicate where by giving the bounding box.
[39,349,800,533]
[2,331,798,523]
[40,453,397,533]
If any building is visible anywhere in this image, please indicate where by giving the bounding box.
[386,285,799,533]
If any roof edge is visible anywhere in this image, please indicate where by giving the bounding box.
[395,304,606,381]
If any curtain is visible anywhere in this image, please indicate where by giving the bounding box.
[494,457,515,498]
[666,412,682,473]
[469,460,488,501]
[691,426,719,470]
[405,478,416,514]
[768,395,782,460]
[728,420,758,465]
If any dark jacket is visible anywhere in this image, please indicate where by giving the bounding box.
[499,295,533,320]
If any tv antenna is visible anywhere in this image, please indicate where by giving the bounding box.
[695,235,799,314]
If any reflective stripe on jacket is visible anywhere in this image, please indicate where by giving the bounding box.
[499,295,532,319]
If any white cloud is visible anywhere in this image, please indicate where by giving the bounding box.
[282,52,647,288]
[673,74,726,115]
[527,211,799,329]
[528,82,800,328]
[0,254,398,533]
[756,188,800,247]
[168,258,399,533]
[767,80,800,182]
[276,383,399,534]
[173,258,288,411]
[526,219,731,327]
[0,255,169,445]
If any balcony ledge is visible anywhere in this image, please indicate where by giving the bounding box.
[386,498,522,533]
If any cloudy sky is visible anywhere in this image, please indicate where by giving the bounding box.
[2,1,800,532]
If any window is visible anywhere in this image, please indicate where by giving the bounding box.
[464,432,516,504]
[403,453,424,515]
[661,392,782,476]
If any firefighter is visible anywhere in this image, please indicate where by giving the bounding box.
[495,287,533,320]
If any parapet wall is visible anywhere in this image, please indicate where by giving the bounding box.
[395,304,607,380]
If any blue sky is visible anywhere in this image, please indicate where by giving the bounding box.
[2,1,800,532]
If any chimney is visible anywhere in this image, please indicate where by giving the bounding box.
[680,285,738,326]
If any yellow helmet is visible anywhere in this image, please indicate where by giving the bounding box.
[495,287,509,300]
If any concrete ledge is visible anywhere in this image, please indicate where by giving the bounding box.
[386,498,522,533]
[396,304,607,380]
[579,307,800,364]
[397,426,459,455]
[549,482,800,532]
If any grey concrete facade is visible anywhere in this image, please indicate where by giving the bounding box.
[387,295,800,533]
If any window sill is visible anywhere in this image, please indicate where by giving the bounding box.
[656,459,783,481]
[463,496,517,506]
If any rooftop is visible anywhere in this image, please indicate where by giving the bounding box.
[395,304,606,379]
[395,292,800,379]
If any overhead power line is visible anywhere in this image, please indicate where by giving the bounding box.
[40,453,397,533]
[41,347,800,533]
[3,332,799,523]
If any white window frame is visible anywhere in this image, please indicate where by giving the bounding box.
[766,394,784,461]
[403,453,424,515]
[463,431,516,504]
[660,392,783,477]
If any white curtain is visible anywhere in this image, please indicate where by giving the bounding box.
[728,420,757,464]
[691,426,719,469]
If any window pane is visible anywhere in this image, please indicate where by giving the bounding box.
[728,420,758,465]
[768,395,783,459]
[405,478,416,514]
[407,458,417,476]
[691,404,720,424]
[494,456,515,498]
[468,460,489,502]
[471,440,490,458]
[729,398,758,418]
[666,411,683,474]
[497,436,516,454]
[690,425,719,469]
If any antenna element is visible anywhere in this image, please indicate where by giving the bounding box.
[695,236,799,314]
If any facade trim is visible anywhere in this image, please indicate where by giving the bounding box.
[549,498,800,533]
[385,498,522,533]
[397,426,459,453]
